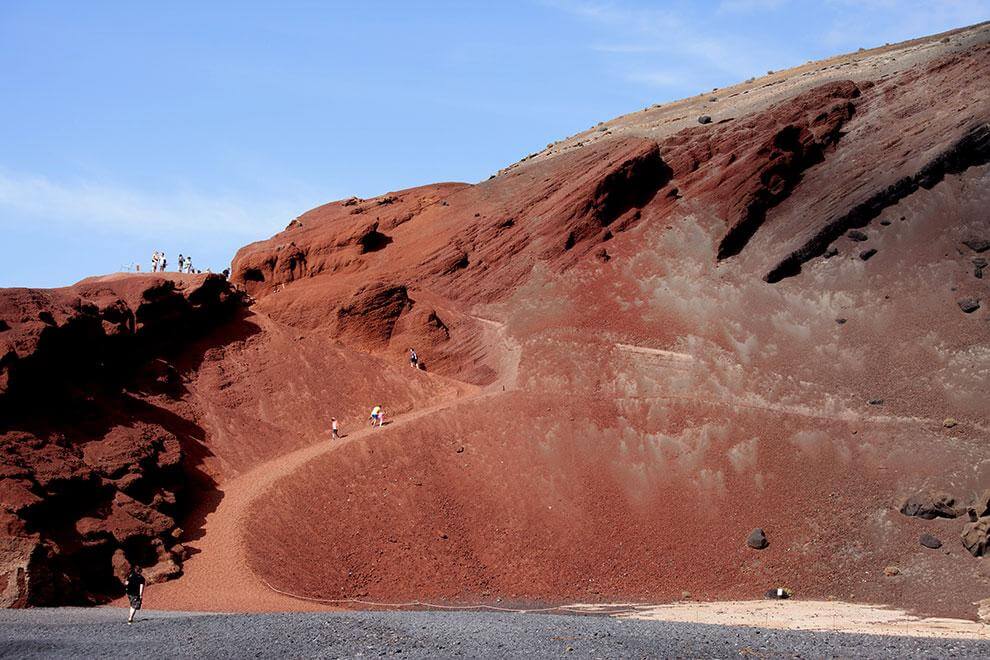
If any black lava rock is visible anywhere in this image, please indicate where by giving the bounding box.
[697,115,712,124]
[847,230,869,242]
[747,528,769,550]
[919,533,943,549]
[900,492,961,519]
[860,248,877,261]
[962,238,990,253]
[957,298,980,314]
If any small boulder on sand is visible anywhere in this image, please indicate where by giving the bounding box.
[899,492,961,519]
[957,298,980,313]
[919,533,943,549]
[962,238,990,253]
[747,528,769,549]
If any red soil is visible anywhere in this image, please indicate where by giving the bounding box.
[2,24,989,618]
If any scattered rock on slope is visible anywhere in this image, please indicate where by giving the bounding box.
[961,517,990,557]
[919,533,943,549]
[747,528,769,549]
[899,492,961,519]
[957,298,980,313]
[962,238,990,253]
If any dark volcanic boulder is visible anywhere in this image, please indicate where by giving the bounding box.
[957,298,980,313]
[961,517,990,557]
[963,238,990,253]
[919,533,943,549]
[899,492,961,519]
[747,528,769,549]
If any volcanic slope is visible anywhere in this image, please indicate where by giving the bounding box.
[0,274,466,607]
[1,24,988,620]
[230,23,990,620]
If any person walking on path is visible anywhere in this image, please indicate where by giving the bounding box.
[331,417,340,440]
[409,347,419,369]
[124,565,145,625]
[369,406,384,428]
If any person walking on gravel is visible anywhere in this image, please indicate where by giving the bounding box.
[331,417,340,440]
[369,406,384,428]
[124,565,145,625]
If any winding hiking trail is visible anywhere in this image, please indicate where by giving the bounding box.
[149,315,516,612]
[152,392,482,611]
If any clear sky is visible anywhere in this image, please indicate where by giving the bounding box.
[2,1,987,287]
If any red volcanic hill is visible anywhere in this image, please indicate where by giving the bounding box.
[2,25,989,618]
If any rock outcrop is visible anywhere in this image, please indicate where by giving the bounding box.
[961,517,989,557]
[899,492,962,520]
[0,274,247,606]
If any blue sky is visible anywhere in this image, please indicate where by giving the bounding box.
[2,1,987,287]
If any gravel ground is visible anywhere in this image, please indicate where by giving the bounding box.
[0,608,987,659]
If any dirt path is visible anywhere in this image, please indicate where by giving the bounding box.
[151,390,493,611]
[150,313,518,612]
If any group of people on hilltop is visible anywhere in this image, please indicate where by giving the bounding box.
[151,251,197,273]
[146,251,230,279]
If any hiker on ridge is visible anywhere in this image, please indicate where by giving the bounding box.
[369,406,384,428]
[124,564,145,625]
[409,347,419,369]
[331,417,340,440]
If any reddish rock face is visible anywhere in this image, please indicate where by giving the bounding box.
[0,274,247,606]
[2,25,990,618]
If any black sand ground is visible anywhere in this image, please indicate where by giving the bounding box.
[1,608,988,658]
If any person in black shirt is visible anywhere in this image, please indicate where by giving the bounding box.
[125,565,145,625]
